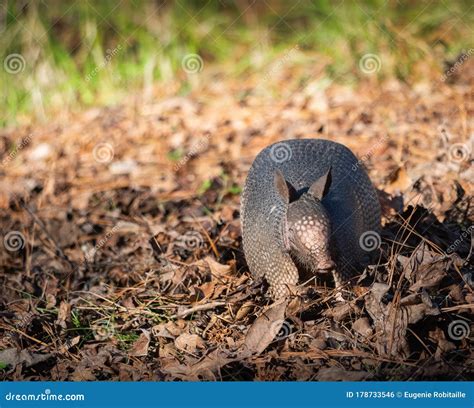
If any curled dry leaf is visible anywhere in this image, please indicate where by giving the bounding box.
[58,335,80,354]
[352,317,373,337]
[323,302,360,322]
[205,256,236,278]
[365,283,439,357]
[235,301,254,321]
[197,281,216,299]
[398,242,449,292]
[55,301,71,329]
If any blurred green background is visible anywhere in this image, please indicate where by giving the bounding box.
[1,0,473,126]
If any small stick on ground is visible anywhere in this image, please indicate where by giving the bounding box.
[172,301,227,319]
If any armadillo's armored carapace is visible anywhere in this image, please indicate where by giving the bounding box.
[240,139,381,298]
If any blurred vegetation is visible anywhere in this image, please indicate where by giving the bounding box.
[1,0,473,126]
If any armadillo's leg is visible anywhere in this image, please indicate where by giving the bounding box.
[270,284,291,299]
[332,270,346,302]
[267,255,299,299]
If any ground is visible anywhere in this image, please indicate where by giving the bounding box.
[0,57,473,381]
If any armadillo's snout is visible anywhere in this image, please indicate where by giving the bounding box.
[314,257,335,272]
[317,258,335,270]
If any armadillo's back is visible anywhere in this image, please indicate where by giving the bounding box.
[241,138,381,296]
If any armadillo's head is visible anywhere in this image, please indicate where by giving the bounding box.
[275,168,335,273]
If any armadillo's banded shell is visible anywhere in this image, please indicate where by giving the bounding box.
[241,139,381,297]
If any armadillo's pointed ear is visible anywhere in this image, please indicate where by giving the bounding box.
[274,170,297,203]
[308,167,332,200]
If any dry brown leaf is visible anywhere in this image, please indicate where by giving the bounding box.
[323,302,359,322]
[152,323,177,339]
[242,299,288,355]
[352,317,373,337]
[129,330,151,357]
[71,367,97,381]
[0,348,52,368]
[316,366,373,381]
[56,301,71,329]
[365,282,439,357]
[386,166,412,193]
[161,349,234,380]
[429,327,456,361]
[235,301,254,321]
[198,281,216,299]
[59,335,80,354]
[398,242,449,292]
[175,333,206,353]
[205,256,236,278]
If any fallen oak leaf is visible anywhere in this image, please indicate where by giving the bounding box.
[241,299,288,356]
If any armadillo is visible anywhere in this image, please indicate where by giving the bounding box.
[241,139,381,298]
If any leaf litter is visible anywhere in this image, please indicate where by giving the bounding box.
[0,59,473,381]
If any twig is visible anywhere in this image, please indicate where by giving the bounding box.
[172,301,227,319]
[0,324,49,348]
